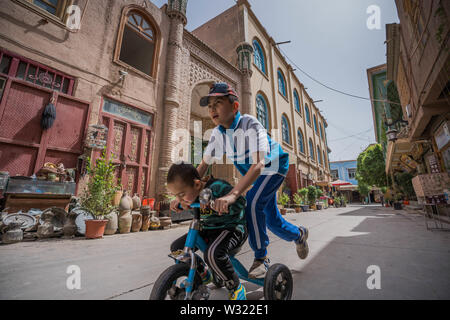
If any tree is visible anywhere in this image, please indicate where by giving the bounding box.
[356,144,387,187]
[358,183,371,199]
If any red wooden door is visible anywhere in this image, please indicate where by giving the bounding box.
[0,78,90,179]
[102,99,153,198]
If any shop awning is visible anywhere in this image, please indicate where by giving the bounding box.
[331,180,352,186]
[338,184,358,191]
[316,181,331,187]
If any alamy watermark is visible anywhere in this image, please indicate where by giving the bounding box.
[66,5,81,30]
[66,265,81,290]
[367,5,381,30]
[366,265,381,290]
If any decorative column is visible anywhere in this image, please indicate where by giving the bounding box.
[156,0,188,200]
[236,42,253,115]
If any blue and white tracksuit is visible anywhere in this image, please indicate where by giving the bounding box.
[204,112,301,259]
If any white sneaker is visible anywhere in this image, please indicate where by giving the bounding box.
[295,227,309,259]
[248,257,270,279]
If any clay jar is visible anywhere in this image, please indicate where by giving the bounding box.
[118,210,132,234]
[132,193,141,210]
[104,211,118,235]
[131,212,142,232]
[119,190,132,211]
[140,206,151,232]
[113,190,123,206]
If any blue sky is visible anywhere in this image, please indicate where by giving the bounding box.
[150,0,400,162]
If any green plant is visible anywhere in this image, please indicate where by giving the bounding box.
[334,197,341,206]
[357,183,371,198]
[307,186,318,206]
[356,144,387,188]
[394,172,416,200]
[316,188,324,200]
[298,188,308,205]
[380,186,388,194]
[293,193,303,206]
[395,193,404,202]
[278,192,291,208]
[80,150,121,219]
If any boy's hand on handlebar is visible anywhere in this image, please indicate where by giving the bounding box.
[170,199,189,213]
[213,193,238,215]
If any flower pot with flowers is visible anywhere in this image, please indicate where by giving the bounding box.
[315,188,324,210]
[80,150,121,239]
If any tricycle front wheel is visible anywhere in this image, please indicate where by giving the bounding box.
[149,263,203,300]
[263,263,293,300]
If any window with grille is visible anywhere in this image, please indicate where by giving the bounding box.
[298,129,305,154]
[118,11,157,76]
[348,168,356,179]
[282,116,291,145]
[331,169,339,180]
[278,70,287,97]
[0,77,6,102]
[253,40,266,75]
[309,139,315,161]
[305,104,311,125]
[24,0,71,20]
[0,49,75,95]
[294,90,301,113]
[256,94,269,129]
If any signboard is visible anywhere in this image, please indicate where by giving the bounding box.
[434,121,450,151]
[412,172,450,197]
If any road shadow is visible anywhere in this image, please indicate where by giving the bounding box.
[288,206,450,300]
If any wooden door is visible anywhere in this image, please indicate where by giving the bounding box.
[102,99,153,197]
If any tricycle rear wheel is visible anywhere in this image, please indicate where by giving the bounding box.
[263,263,293,300]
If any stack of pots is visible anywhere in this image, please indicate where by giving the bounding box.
[140,206,151,231]
[131,194,142,232]
[118,191,132,233]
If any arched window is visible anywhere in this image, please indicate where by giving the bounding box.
[305,104,311,125]
[294,90,301,113]
[117,9,158,77]
[297,128,305,154]
[278,70,287,97]
[317,146,322,164]
[320,122,324,140]
[253,39,266,75]
[313,115,319,134]
[282,115,291,145]
[256,94,269,129]
[309,139,315,161]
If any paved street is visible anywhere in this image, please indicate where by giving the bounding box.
[1,204,449,300]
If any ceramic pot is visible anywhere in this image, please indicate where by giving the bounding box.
[159,216,172,228]
[113,190,123,206]
[104,211,118,235]
[2,222,23,244]
[63,211,78,237]
[119,191,132,211]
[140,206,151,232]
[131,212,142,232]
[85,220,108,239]
[150,215,160,230]
[118,210,132,234]
[132,194,141,210]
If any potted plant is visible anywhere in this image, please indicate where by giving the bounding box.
[278,192,290,215]
[316,188,324,210]
[394,193,403,210]
[334,197,341,208]
[80,150,121,239]
[341,196,348,207]
[293,192,302,213]
[298,188,309,212]
[307,186,318,210]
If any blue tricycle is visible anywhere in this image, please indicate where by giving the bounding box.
[150,189,293,300]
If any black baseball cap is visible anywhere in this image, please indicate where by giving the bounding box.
[200,82,239,107]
